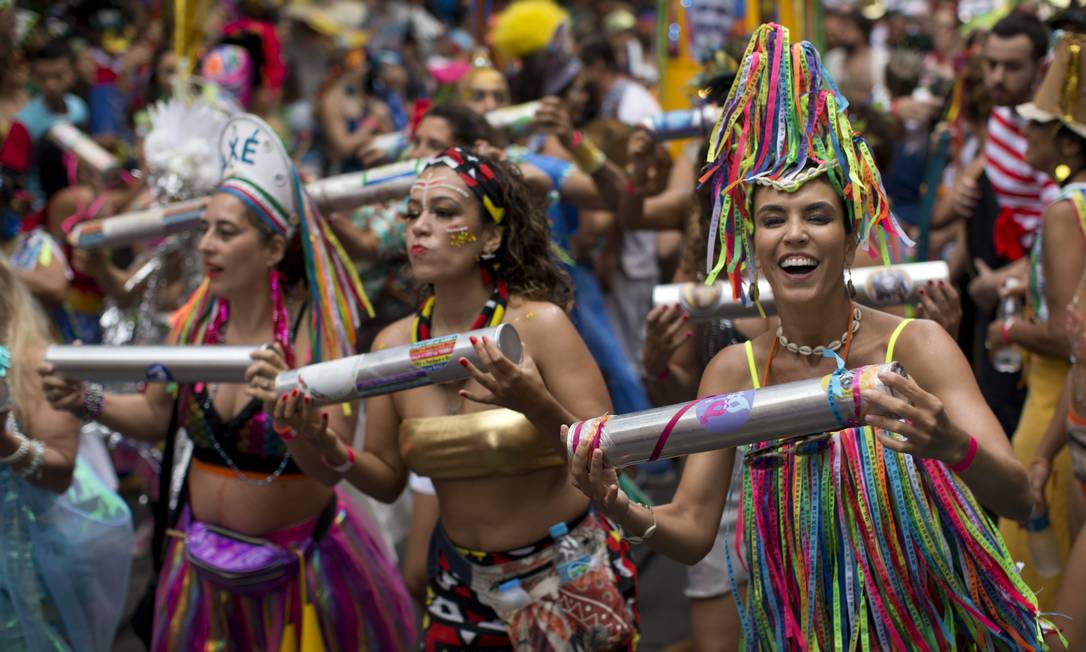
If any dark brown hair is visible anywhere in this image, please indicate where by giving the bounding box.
[423,153,573,309]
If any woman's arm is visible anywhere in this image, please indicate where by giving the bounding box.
[992,201,1084,359]
[317,86,377,162]
[569,344,747,564]
[2,394,80,493]
[38,363,176,443]
[1027,379,1070,507]
[15,252,69,306]
[868,319,1032,520]
[2,349,80,492]
[643,262,699,405]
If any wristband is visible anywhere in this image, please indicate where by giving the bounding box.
[1001,318,1016,346]
[571,138,607,174]
[323,445,356,475]
[624,503,657,544]
[949,435,978,473]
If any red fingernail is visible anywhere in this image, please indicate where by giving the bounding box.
[458,390,467,397]
[291,389,299,397]
[470,336,477,345]
[482,336,489,344]
[322,413,328,422]
[681,314,688,321]
[280,393,288,402]
[304,396,311,406]
[459,358,469,367]
[918,288,925,296]
[927,280,934,286]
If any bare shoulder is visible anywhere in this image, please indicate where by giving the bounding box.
[504,298,571,338]
[700,339,758,395]
[889,316,966,379]
[371,315,415,351]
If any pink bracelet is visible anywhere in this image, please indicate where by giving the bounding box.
[323,446,356,475]
[949,435,978,473]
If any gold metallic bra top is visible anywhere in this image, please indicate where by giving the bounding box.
[399,408,566,480]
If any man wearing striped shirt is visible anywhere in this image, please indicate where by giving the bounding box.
[952,12,1051,435]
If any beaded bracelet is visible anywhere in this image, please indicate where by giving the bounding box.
[17,439,45,479]
[76,382,104,423]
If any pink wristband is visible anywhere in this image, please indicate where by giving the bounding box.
[323,446,356,475]
[949,435,978,473]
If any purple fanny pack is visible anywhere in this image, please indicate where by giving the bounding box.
[181,521,308,596]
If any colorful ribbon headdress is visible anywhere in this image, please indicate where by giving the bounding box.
[174,114,373,363]
[701,23,911,303]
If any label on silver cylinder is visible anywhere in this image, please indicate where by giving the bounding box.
[694,390,756,433]
[409,335,457,372]
[864,269,912,305]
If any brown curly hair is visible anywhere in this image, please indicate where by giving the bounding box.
[421,152,574,310]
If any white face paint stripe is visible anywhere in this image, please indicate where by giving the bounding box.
[409,178,471,213]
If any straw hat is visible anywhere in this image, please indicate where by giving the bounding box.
[1017,31,1086,139]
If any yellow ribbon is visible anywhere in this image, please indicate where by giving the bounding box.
[1062,43,1081,124]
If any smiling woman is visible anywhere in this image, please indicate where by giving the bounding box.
[569,23,1053,649]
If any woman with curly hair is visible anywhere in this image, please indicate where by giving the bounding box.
[257,147,640,650]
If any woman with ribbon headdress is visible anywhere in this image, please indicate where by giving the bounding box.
[570,23,1052,649]
[38,114,416,651]
[1003,30,1086,642]
[255,146,640,650]
[0,256,133,652]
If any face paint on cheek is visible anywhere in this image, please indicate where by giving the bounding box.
[447,225,477,247]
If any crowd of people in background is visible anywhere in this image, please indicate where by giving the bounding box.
[4,0,1086,650]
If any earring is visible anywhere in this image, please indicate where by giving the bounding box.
[1055,163,1073,183]
[480,251,497,261]
[846,267,857,299]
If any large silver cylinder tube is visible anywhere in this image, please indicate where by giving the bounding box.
[305,159,427,212]
[45,345,259,383]
[641,105,723,141]
[567,362,905,467]
[47,122,120,173]
[69,198,210,249]
[653,261,950,321]
[275,324,523,406]
[69,159,430,250]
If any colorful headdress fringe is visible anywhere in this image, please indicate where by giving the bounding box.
[700,23,912,304]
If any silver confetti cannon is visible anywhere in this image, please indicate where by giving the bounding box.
[69,197,210,249]
[70,159,429,249]
[486,101,541,133]
[47,122,120,174]
[641,105,723,141]
[653,261,950,321]
[567,362,906,467]
[45,345,260,383]
[275,324,523,406]
[305,158,428,212]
